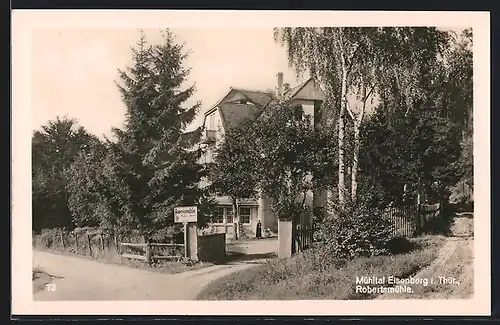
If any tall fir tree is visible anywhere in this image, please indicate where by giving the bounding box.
[109,29,211,241]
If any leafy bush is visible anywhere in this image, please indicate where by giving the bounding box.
[148,226,184,243]
[33,226,187,262]
[34,228,61,249]
[314,194,394,261]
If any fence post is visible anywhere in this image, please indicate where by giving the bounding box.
[99,234,105,251]
[145,244,152,264]
[75,233,79,254]
[183,222,188,259]
[60,232,65,250]
[87,234,93,257]
[187,222,199,262]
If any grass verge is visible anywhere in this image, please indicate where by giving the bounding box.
[197,235,446,300]
[33,247,213,275]
[378,237,473,299]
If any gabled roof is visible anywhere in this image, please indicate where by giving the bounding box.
[285,79,309,99]
[256,78,325,122]
[285,77,325,101]
[206,88,274,117]
[264,77,320,107]
[218,102,263,130]
[230,88,274,108]
[203,77,325,133]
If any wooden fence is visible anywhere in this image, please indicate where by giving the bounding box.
[384,205,418,237]
[120,242,185,263]
[384,203,441,237]
[33,229,119,257]
[292,203,442,252]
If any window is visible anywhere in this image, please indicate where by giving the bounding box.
[293,105,304,120]
[314,100,322,129]
[225,207,234,224]
[214,207,224,224]
[239,207,251,224]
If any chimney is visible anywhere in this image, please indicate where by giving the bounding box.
[277,72,284,100]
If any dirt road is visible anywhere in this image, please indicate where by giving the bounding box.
[376,215,474,299]
[33,238,278,301]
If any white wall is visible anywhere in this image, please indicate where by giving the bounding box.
[202,108,225,165]
[206,109,225,134]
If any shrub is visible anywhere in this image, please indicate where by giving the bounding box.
[148,226,184,243]
[314,194,394,261]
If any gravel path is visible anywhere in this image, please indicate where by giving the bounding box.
[376,215,474,300]
[33,238,278,301]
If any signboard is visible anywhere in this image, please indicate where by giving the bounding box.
[174,206,197,223]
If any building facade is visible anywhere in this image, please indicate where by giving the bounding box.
[199,72,326,238]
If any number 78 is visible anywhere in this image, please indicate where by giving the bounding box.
[45,283,56,291]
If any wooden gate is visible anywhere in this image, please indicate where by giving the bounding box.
[292,208,316,254]
[384,203,441,237]
[294,223,315,253]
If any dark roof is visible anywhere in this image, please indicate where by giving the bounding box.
[285,78,310,99]
[211,78,324,131]
[254,79,312,122]
[231,88,274,108]
[262,78,310,108]
[218,102,263,130]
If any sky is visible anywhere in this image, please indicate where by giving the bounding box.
[31,28,301,139]
[31,27,467,139]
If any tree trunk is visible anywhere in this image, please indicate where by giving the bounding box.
[338,73,347,206]
[351,123,360,201]
[416,174,422,234]
[99,234,105,251]
[301,191,310,225]
[350,81,368,203]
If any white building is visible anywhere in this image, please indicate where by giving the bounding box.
[199,72,326,237]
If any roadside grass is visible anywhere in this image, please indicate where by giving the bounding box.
[33,246,213,275]
[197,235,446,300]
[380,216,474,299]
[414,239,473,299]
[97,247,214,274]
[33,229,213,275]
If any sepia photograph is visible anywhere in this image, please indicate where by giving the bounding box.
[12,10,490,316]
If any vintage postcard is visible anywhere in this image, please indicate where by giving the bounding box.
[11,10,490,316]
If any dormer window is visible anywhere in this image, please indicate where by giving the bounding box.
[239,99,248,104]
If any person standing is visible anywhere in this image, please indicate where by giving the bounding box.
[256,220,262,239]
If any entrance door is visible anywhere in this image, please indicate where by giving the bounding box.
[223,206,235,239]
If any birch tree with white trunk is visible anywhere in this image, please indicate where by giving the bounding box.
[273,27,450,206]
[273,28,379,205]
